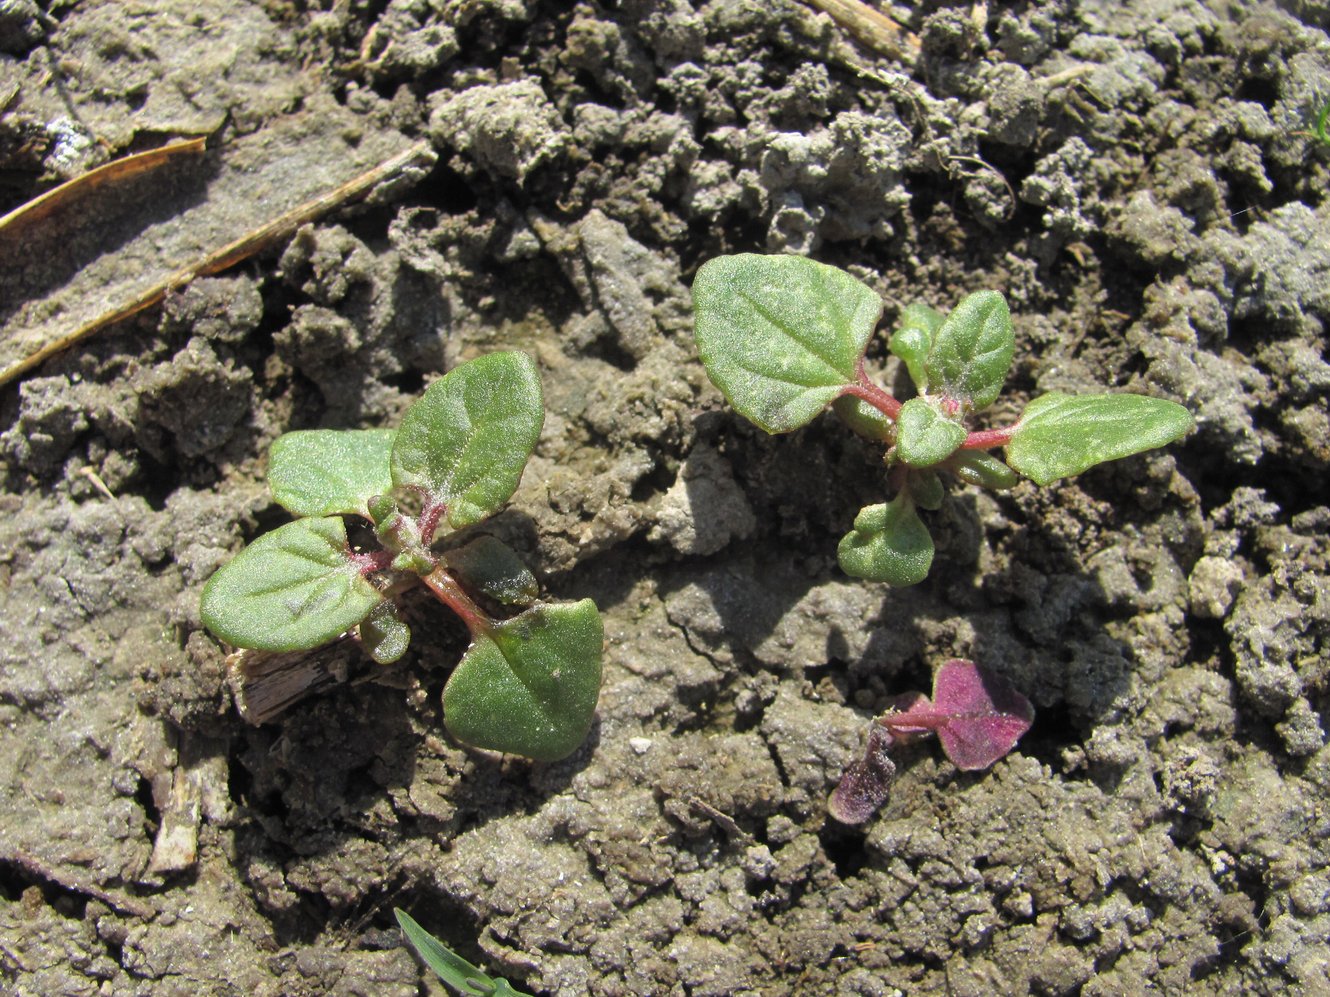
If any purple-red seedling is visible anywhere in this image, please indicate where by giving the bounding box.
[830,660,1034,825]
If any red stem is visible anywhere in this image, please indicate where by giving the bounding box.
[417,500,447,546]
[421,567,492,636]
[350,550,395,575]
[840,359,902,420]
[961,426,1015,450]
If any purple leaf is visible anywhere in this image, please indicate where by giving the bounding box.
[882,659,1033,771]
[829,724,897,824]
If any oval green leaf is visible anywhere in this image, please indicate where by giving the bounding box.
[443,535,539,606]
[443,599,603,761]
[838,495,935,586]
[832,394,893,442]
[360,600,411,664]
[895,397,965,468]
[391,351,544,529]
[945,449,1019,491]
[925,290,1014,410]
[693,254,883,433]
[1006,392,1195,486]
[200,517,383,651]
[268,429,396,519]
[889,302,944,392]
[909,469,944,511]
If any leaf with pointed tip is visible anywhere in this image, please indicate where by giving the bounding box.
[394,908,534,997]
[881,660,1033,771]
[944,449,1018,490]
[828,724,897,825]
[692,254,883,433]
[268,429,396,519]
[889,302,944,392]
[391,351,544,529]
[443,599,603,761]
[444,535,539,607]
[895,398,965,468]
[200,517,383,652]
[925,290,1014,410]
[838,495,934,586]
[1006,392,1195,486]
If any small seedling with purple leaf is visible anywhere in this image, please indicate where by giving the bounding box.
[200,351,603,762]
[692,254,1195,585]
[829,660,1034,824]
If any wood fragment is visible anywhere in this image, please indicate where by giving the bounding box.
[0,136,208,236]
[226,640,363,726]
[801,0,920,61]
[0,137,435,387]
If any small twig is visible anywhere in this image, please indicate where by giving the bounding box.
[76,465,116,500]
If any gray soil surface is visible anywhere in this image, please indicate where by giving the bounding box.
[3,1,1330,994]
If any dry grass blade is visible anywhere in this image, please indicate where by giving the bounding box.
[801,0,920,61]
[0,136,208,235]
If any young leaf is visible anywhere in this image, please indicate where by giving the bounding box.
[881,660,1034,771]
[394,908,533,997]
[908,468,944,511]
[444,535,539,607]
[894,397,965,468]
[443,599,603,762]
[391,351,544,529]
[200,517,383,652]
[692,254,884,433]
[1005,392,1195,486]
[838,494,934,586]
[889,302,944,392]
[268,429,396,519]
[832,394,893,442]
[359,600,411,664]
[924,290,1014,410]
[828,723,897,825]
[944,449,1019,491]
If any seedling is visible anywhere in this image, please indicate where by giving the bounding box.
[692,254,1194,585]
[394,908,533,997]
[200,351,603,762]
[830,659,1033,824]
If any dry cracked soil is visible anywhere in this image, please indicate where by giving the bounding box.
[2,1,1330,994]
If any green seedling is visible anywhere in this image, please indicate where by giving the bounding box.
[692,254,1194,585]
[395,908,533,997]
[201,351,603,762]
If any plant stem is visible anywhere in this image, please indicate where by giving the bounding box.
[421,567,492,636]
[841,359,902,420]
[417,500,447,546]
[350,550,396,575]
[961,426,1014,450]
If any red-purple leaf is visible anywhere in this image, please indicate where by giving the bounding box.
[829,724,897,824]
[882,659,1033,771]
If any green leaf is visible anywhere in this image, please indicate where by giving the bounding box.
[444,599,603,761]
[832,395,893,441]
[838,495,935,586]
[394,908,533,997]
[444,536,539,606]
[391,352,544,529]
[1006,392,1195,486]
[909,469,944,511]
[360,601,411,664]
[200,517,383,651]
[945,449,1019,490]
[925,290,1014,410]
[890,302,944,392]
[693,254,883,433]
[268,429,396,519]
[895,397,965,468]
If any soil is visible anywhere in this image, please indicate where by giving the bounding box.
[2,1,1330,994]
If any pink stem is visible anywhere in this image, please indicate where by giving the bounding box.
[840,359,902,420]
[961,426,1015,450]
[350,550,395,575]
[421,568,492,636]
